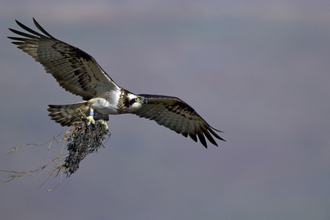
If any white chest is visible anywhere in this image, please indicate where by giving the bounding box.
[89,90,121,114]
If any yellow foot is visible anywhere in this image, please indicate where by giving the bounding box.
[86,115,95,125]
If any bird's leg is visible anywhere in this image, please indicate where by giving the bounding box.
[86,108,95,125]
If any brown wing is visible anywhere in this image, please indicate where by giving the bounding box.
[8,18,121,100]
[134,94,225,148]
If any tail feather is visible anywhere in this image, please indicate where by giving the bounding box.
[48,102,89,126]
[48,101,110,126]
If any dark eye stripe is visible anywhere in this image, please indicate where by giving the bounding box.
[129,98,136,105]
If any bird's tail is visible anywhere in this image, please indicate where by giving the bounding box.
[47,102,90,126]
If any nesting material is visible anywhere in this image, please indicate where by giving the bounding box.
[1,118,110,189]
[63,118,110,177]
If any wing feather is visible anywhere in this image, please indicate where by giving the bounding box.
[8,18,120,100]
[134,94,225,148]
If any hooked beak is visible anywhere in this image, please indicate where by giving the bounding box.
[142,98,148,104]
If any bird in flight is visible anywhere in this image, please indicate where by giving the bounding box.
[8,18,225,148]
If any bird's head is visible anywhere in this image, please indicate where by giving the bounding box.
[124,93,148,112]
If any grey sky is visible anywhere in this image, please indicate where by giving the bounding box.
[1,1,330,219]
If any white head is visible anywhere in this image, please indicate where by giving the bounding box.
[124,93,148,112]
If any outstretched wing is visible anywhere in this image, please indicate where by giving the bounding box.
[8,18,120,100]
[134,94,225,148]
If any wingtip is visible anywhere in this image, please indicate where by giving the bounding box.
[15,19,24,27]
[32,17,39,26]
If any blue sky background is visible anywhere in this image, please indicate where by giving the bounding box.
[1,1,330,219]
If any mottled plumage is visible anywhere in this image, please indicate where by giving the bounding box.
[9,18,225,148]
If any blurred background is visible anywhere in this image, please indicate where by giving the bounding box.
[1,1,330,219]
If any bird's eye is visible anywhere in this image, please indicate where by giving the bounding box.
[136,97,140,101]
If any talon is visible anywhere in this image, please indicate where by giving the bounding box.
[98,120,108,130]
[86,115,95,125]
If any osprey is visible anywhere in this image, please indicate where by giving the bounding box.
[8,18,225,148]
